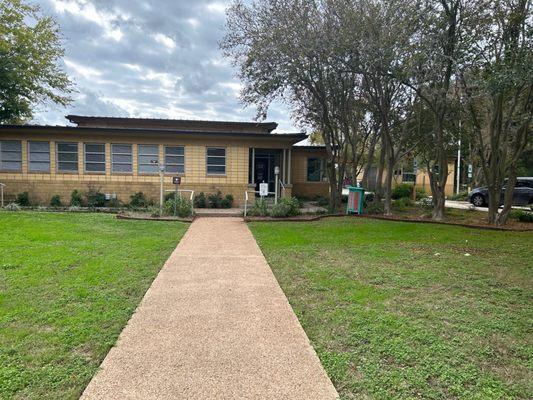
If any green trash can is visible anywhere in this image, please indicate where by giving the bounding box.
[346,186,365,214]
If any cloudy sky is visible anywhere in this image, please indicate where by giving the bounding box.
[32,0,298,132]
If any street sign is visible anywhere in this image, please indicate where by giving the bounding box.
[172,176,181,185]
[468,164,473,179]
[259,182,269,197]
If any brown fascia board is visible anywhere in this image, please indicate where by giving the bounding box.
[65,115,279,133]
[0,124,306,143]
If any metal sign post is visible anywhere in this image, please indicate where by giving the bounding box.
[274,166,280,204]
[172,176,181,216]
[151,160,165,216]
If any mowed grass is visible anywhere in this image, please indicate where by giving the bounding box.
[0,212,187,399]
[249,218,533,399]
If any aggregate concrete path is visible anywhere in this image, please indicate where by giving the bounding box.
[81,217,338,400]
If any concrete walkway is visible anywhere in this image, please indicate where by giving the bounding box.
[81,217,338,400]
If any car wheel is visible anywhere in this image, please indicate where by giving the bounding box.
[471,194,485,207]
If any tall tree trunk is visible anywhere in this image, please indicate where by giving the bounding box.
[361,130,379,188]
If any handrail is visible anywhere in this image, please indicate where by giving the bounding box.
[164,189,194,202]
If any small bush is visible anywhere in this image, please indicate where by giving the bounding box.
[220,194,234,209]
[86,189,106,208]
[50,195,62,207]
[316,196,329,207]
[394,197,414,211]
[108,198,121,208]
[194,192,207,208]
[270,202,291,218]
[15,191,30,206]
[279,196,300,216]
[419,197,433,213]
[129,192,149,208]
[365,200,384,215]
[392,184,413,200]
[510,210,533,223]
[448,191,469,201]
[5,202,21,211]
[415,189,428,200]
[70,190,83,207]
[247,198,268,217]
[208,191,223,208]
[164,197,193,217]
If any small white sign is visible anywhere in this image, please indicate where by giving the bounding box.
[259,182,269,197]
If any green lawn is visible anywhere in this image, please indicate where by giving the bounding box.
[0,212,186,399]
[249,218,533,400]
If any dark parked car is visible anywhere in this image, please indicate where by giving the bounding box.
[469,177,533,207]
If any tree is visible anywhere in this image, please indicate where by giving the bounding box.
[392,0,469,220]
[0,0,72,124]
[221,0,370,210]
[460,0,532,225]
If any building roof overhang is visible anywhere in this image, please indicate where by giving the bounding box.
[0,124,307,144]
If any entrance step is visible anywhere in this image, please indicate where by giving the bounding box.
[194,208,244,217]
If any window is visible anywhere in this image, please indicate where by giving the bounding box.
[0,140,22,171]
[165,146,185,174]
[307,158,326,182]
[112,144,133,173]
[57,142,78,172]
[28,141,50,172]
[206,147,226,175]
[84,143,106,173]
[138,144,159,173]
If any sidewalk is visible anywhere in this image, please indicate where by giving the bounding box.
[81,217,338,400]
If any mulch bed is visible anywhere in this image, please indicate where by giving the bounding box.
[246,213,533,231]
[116,212,193,223]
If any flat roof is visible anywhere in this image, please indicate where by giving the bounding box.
[65,115,279,133]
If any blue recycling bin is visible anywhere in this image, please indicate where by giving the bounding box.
[346,186,365,214]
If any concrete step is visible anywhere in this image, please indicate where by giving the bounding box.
[194,208,244,217]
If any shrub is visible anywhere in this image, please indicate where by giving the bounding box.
[129,192,149,208]
[247,198,268,217]
[70,190,83,207]
[208,191,223,208]
[220,194,234,209]
[194,192,207,208]
[419,197,433,213]
[364,200,384,215]
[316,196,329,207]
[270,202,291,218]
[15,191,30,206]
[510,210,533,223]
[50,195,62,207]
[5,202,21,211]
[108,198,121,208]
[394,197,414,211]
[391,184,413,200]
[519,212,533,223]
[279,196,300,216]
[449,191,469,201]
[86,188,106,208]
[164,197,193,217]
[415,189,428,200]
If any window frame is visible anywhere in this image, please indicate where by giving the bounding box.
[84,142,106,174]
[0,140,22,172]
[111,143,133,174]
[137,144,160,174]
[206,147,226,176]
[164,145,185,175]
[56,142,79,173]
[307,157,326,182]
[28,141,51,173]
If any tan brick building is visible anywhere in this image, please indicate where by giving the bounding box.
[0,116,329,206]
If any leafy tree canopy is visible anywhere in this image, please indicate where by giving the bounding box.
[0,0,73,124]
